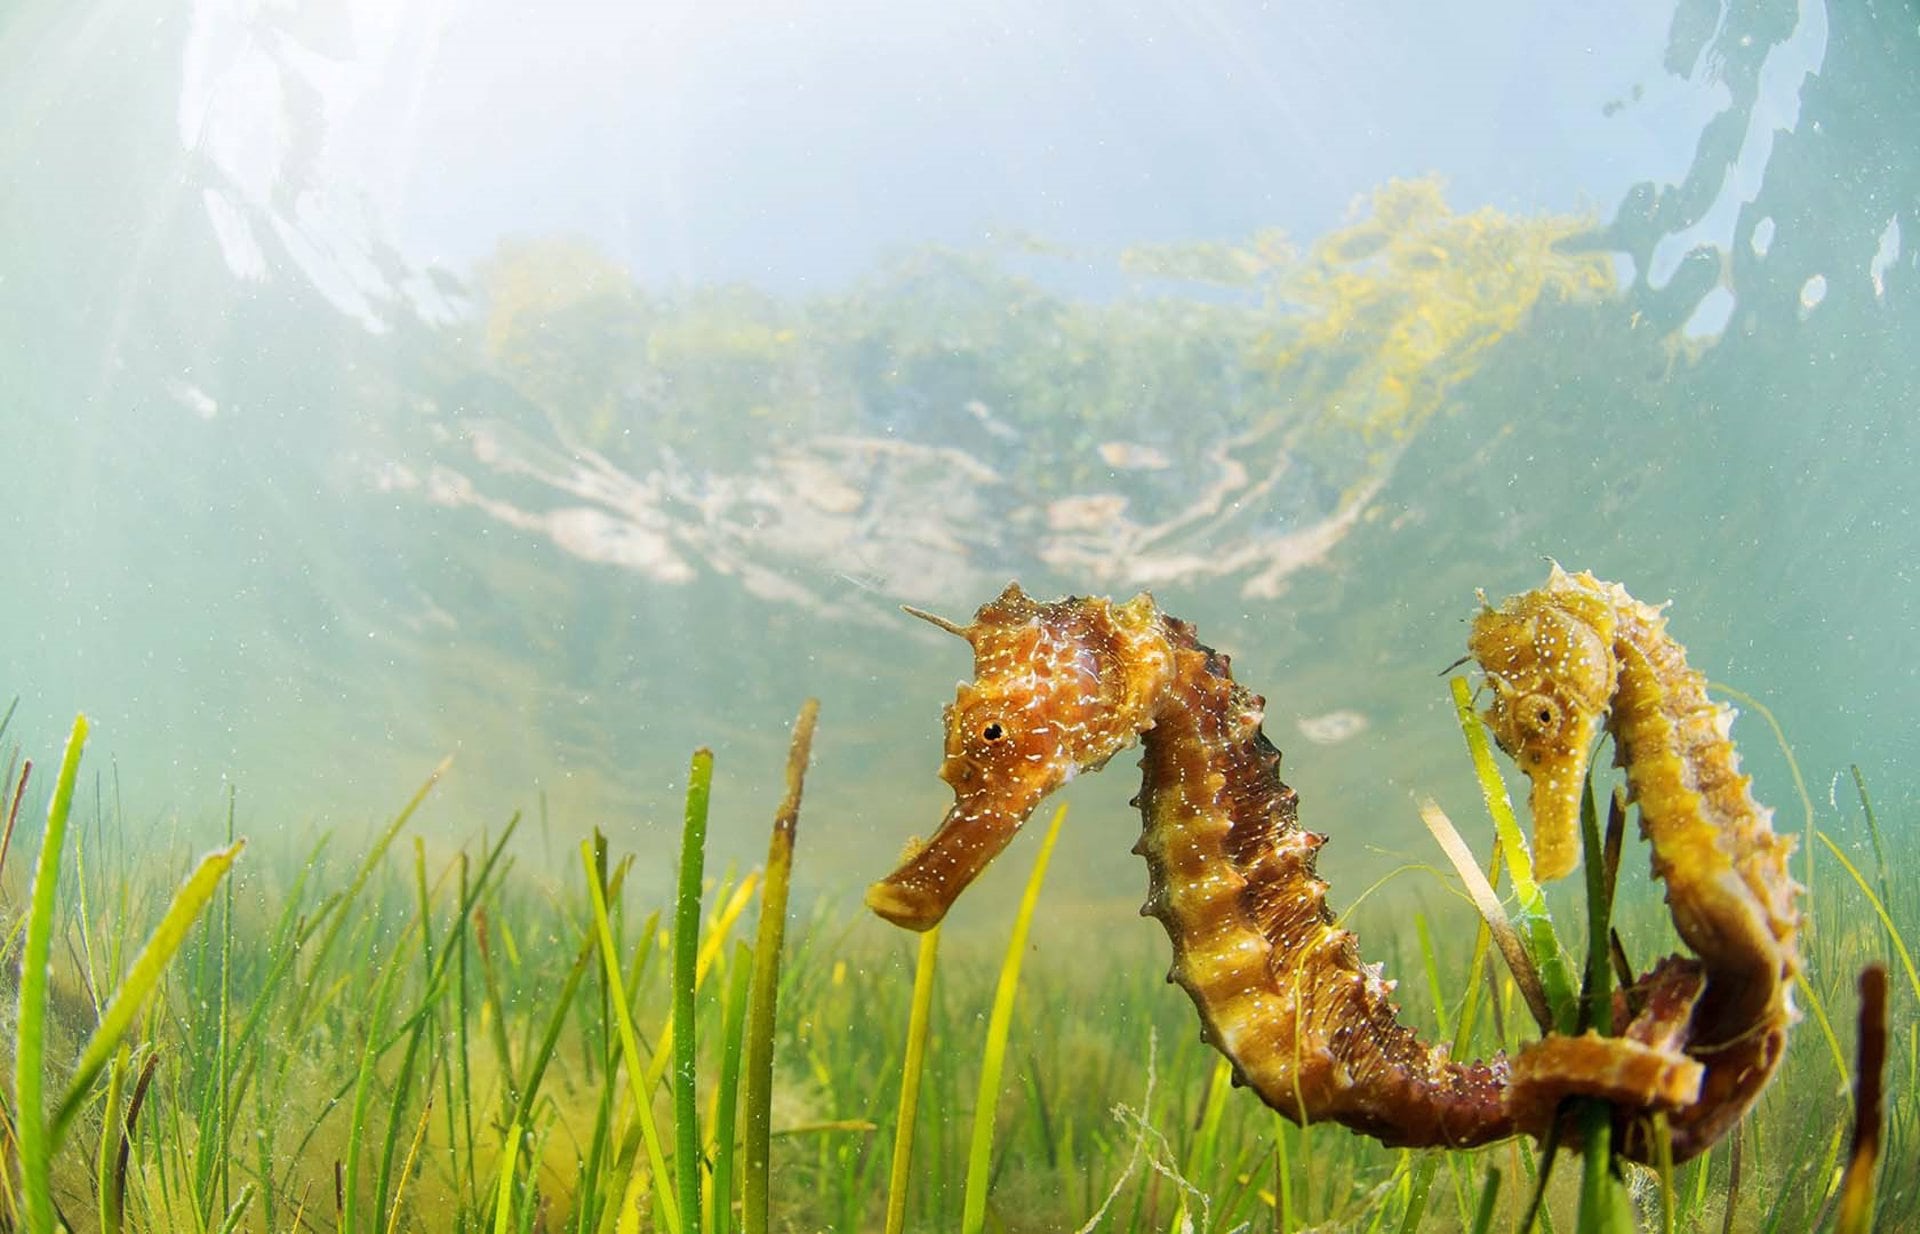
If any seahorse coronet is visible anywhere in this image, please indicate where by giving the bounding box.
[867,569,1801,1163]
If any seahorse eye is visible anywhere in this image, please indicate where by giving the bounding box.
[980,721,1006,742]
[1521,693,1562,739]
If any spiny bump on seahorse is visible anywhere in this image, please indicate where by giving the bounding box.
[866,570,1801,1163]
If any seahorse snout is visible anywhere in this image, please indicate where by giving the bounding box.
[866,801,1027,931]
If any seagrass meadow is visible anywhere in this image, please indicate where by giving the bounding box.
[0,682,1906,1234]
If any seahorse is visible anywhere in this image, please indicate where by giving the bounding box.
[1471,564,1800,1159]
[866,569,1799,1162]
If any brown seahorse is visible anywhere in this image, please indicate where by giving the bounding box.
[866,570,1799,1162]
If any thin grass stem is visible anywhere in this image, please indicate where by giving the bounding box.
[582,841,681,1234]
[883,925,940,1234]
[491,1122,521,1234]
[0,754,29,888]
[711,942,753,1234]
[1834,965,1890,1234]
[217,786,236,1220]
[674,748,716,1234]
[743,699,819,1234]
[961,802,1070,1234]
[1419,796,1551,1033]
[1467,1168,1501,1234]
[97,1045,128,1234]
[385,1096,436,1234]
[343,918,418,1234]
[14,712,87,1233]
[1817,830,1920,1002]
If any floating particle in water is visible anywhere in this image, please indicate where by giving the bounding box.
[167,380,220,420]
[964,399,1022,442]
[1296,709,1369,745]
[1870,215,1901,299]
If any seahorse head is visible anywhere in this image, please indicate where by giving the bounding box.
[867,583,1175,931]
[1468,565,1619,881]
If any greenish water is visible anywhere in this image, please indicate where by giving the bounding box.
[2,2,1918,1230]
[2,1,1914,920]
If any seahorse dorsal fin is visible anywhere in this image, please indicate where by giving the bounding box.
[902,604,972,639]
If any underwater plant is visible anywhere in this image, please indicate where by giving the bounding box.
[867,567,1801,1167]
[4,717,242,1231]
[1,630,1897,1230]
